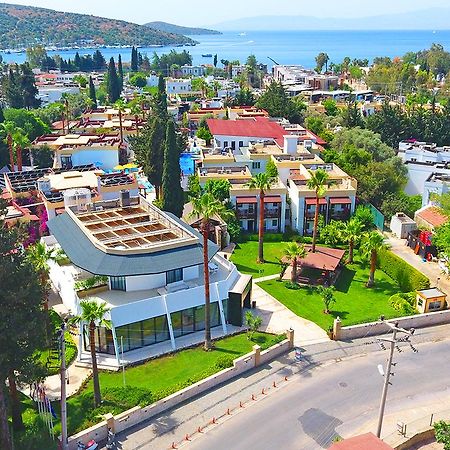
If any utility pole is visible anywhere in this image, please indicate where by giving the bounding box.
[376,322,416,438]
[60,321,68,450]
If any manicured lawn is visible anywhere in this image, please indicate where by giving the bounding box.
[12,331,283,448]
[231,241,290,277]
[258,258,406,331]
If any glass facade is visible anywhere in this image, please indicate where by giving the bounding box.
[166,268,183,284]
[86,302,224,355]
[115,314,170,352]
[110,276,126,291]
[170,302,220,338]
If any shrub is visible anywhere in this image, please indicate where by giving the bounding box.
[434,421,450,450]
[389,292,417,315]
[236,233,285,243]
[378,249,430,292]
[74,275,108,292]
[285,281,301,290]
[214,355,234,370]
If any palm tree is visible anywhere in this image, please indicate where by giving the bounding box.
[12,130,30,172]
[341,218,363,264]
[71,299,111,407]
[307,169,331,253]
[130,103,142,138]
[0,121,17,170]
[190,193,232,351]
[114,99,126,144]
[283,242,307,283]
[360,231,386,288]
[246,172,275,263]
[317,285,336,314]
[26,242,56,311]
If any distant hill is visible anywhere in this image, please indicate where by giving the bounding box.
[145,21,221,36]
[0,3,197,49]
[214,7,450,31]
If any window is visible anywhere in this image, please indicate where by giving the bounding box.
[272,219,278,227]
[429,301,442,310]
[418,299,423,307]
[224,141,228,148]
[252,162,261,170]
[239,141,244,147]
[166,268,183,284]
[110,276,126,291]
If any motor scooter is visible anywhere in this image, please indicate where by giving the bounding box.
[77,439,98,450]
[106,428,116,449]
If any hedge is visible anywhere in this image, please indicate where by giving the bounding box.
[378,249,430,292]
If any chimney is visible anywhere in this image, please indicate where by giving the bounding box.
[283,135,298,155]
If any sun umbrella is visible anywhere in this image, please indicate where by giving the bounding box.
[123,163,138,169]
[114,164,125,171]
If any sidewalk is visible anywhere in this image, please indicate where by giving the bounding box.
[251,281,330,346]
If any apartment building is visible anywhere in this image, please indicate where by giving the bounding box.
[47,194,251,366]
[32,133,126,170]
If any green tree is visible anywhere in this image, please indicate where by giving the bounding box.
[12,129,29,171]
[71,300,111,407]
[20,62,41,109]
[161,121,184,217]
[204,179,231,202]
[0,121,17,169]
[88,76,97,108]
[245,311,263,340]
[26,242,56,312]
[118,54,124,91]
[266,159,278,178]
[25,45,48,68]
[322,98,339,116]
[307,169,331,253]
[106,57,121,103]
[360,231,386,287]
[4,108,49,141]
[283,242,307,283]
[197,126,213,145]
[156,75,168,118]
[189,193,232,350]
[129,72,147,88]
[246,172,275,263]
[434,421,450,450]
[114,99,126,143]
[341,218,363,263]
[256,81,305,124]
[317,286,336,314]
[213,54,218,68]
[315,52,330,73]
[0,200,45,447]
[73,74,88,88]
[131,46,139,72]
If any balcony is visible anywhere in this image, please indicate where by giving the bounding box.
[237,209,256,219]
[264,208,280,219]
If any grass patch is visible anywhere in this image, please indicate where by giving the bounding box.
[13,331,283,447]
[258,257,410,331]
[231,241,289,276]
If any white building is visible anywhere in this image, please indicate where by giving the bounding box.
[422,173,450,207]
[166,78,192,94]
[47,194,251,366]
[181,65,205,77]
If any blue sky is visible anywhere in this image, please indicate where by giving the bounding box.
[7,0,450,26]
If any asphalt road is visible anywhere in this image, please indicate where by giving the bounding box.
[110,325,450,450]
[188,338,450,450]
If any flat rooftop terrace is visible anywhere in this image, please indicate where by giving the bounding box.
[70,200,198,254]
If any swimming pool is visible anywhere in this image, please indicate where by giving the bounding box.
[180,153,195,176]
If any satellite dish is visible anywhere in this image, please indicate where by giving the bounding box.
[377,364,385,377]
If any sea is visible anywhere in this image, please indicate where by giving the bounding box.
[2,30,450,68]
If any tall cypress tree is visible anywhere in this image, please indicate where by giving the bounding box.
[118,54,124,91]
[107,57,120,103]
[74,52,81,70]
[20,63,40,108]
[161,121,184,217]
[156,75,168,118]
[88,76,97,108]
[131,46,138,72]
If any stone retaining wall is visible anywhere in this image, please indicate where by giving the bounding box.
[334,309,450,341]
[67,330,294,449]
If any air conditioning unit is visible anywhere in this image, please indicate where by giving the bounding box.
[120,190,131,207]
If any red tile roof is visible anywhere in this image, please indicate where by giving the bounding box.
[328,433,393,450]
[207,117,286,146]
[416,206,448,229]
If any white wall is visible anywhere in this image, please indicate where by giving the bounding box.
[183,265,199,281]
[125,273,166,292]
[101,188,139,201]
[70,149,119,170]
[111,296,167,327]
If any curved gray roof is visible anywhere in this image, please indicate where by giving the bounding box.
[48,212,218,277]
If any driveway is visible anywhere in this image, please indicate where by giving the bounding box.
[385,234,450,295]
[251,278,329,346]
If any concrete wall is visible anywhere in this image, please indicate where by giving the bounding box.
[334,309,450,341]
[124,273,166,292]
[66,332,294,449]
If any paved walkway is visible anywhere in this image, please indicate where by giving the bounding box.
[251,282,330,346]
[385,234,450,295]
